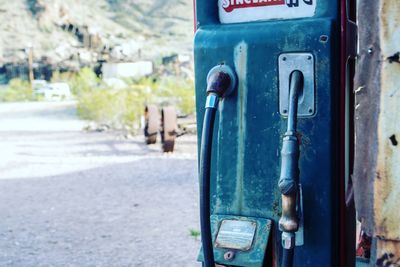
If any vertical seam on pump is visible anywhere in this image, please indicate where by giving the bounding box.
[234,42,248,213]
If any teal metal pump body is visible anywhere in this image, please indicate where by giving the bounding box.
[194,1,342,266]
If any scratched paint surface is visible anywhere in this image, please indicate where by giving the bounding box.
[233,41,248,214]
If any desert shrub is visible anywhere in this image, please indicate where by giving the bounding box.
[157,76,195,115]
[52,68,101,96]
[76,84,154,131]
[0,79,38,102]
[56,68,195,133]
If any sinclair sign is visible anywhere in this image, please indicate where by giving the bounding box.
[219,0,317,23]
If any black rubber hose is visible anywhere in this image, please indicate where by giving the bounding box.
[287,70,303,133]
[199,107,217,267]
[282,248,294,267]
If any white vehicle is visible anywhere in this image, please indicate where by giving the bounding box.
[34,83,72,101]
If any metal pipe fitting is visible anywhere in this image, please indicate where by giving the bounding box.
[205,94,219,109]
[280,193,299,233]
[206,65,237,97]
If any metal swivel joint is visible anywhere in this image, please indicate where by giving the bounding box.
[200,64,237,267]
[205,65,237,109]
[278,70,304,267]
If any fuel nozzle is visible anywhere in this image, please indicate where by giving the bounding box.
[278,70,304,267]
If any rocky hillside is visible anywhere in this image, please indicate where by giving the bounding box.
[0,0,194,67]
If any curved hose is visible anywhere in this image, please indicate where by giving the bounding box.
[199,106,217,267]
[199,66,236,267]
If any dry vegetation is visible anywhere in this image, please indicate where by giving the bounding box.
[55,68,195,133]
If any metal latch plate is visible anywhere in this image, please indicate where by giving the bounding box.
[198,215,272,267]
[279,53,315,117]
[215,219,257,251]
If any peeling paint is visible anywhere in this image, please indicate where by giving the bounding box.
[233,41,248,212]
[354,85,365,94]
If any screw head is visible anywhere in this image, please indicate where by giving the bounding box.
[224,251,235,261]
[319,35,329,43]
[282,57,287,61]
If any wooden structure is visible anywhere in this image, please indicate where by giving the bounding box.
[354,0,400,264]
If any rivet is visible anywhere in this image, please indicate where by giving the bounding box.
[319,35,329,43]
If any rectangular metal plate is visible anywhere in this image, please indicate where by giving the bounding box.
[198,215,272,267]
[218,0,317,24]
[215,219,257,251]
[279,53,315,117]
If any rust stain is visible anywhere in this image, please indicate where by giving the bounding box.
[387,52,400,64]
[376,239,400,266]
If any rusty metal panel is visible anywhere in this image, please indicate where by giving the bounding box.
[144,105,160,144]
[374,0,400,241]
[161,106,177,152]
[355,0,400,261]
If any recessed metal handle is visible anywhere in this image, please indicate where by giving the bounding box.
[279,53,315,117]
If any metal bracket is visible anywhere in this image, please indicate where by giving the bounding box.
[279,53,315,117]
[295,183,304,246]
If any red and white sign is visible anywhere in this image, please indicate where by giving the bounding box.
[219,0,317,24]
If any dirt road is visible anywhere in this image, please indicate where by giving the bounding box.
[0,102,200,267]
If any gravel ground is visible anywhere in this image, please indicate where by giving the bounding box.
[0,102,201,267]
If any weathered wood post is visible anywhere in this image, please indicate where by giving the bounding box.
[354,0,400,264]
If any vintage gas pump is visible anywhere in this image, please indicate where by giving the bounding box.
[194,0,356,266]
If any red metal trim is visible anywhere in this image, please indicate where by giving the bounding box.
[193,0,197,33]
[222,0,284,13]
[340,0,357,265]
